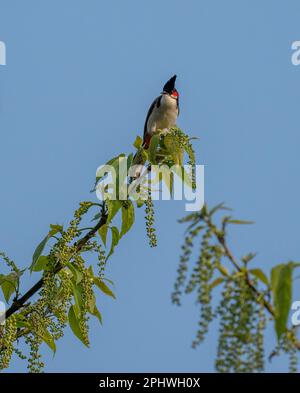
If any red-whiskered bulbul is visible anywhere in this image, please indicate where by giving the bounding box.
[130,75,179,181]
[142,75,179,149]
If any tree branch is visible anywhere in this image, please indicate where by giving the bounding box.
[5,213,107,319]
[204,215,300,350]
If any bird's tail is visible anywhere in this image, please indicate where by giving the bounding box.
[142,134,151,149]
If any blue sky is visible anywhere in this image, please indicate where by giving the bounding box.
[0,0,300,372]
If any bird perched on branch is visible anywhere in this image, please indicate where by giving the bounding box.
[142,74,179,149]
[130,75,180,182]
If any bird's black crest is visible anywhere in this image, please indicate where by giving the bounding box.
[163,75,177,93]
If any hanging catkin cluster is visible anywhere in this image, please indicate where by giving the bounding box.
[169,128,196,189]
[173,204,300,372]
[0,315,17,369]
[144,189,157,248]
[0,201,111,372]
[215,275,266,372]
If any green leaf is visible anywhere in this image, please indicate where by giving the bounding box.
[0,273,15,286]
[92,212,101,222]
[91,305,103,325]
[172,165,193,189]
[94,277,116,299]
[16,320,31,329]
[120,201,135,238]
[136,198,145,208]
[127,153,134,169]
[242,253,257,264]
[68,305,88,347]
[30,224,63,272]
[201,204,208,217]
[216,264,229,277]
[1,281,15,303]
[227,219,254,225]
[149,134,160,163]
[141,149,148,162]
[88,293,102,325]
[71,280,83,315]
[49,224,63,236]
[87,265,95,278]
[178,212,198,224]
[66,262,83,285]
[32,256,49,272]
[37,327,56,354]
[133,136,143,149]
[249,268,269,286]
[30,234,49,273]
[102,277,115,286]
[271,262,300,340]
[209,277,225,290]
[106,226,120,261]
[209,203,232,216]
[94,155,124,189]
[106,154,125,167]
[106,200,121,224]
[0,272,19,303]
[98,224,109,247]
[161,169,173,196]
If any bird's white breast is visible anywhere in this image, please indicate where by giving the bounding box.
[147,94,178,135]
